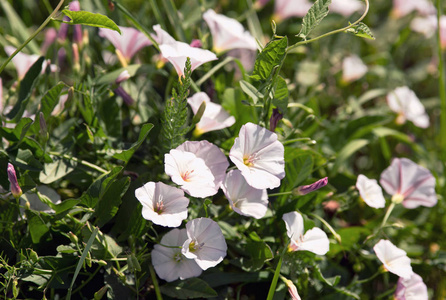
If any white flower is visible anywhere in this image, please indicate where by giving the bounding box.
[135,182,189,227]
[182,218,227,270]
[356,174,386,208]
[152,24,177,45]
[229,122,285,190]
[152,228,202,282]
[329,0,364,16]
[203,9,257,53]
[342,55,368,83]
[379,158,437,209]
[98,26,152,62]
[176,140,229,195]
[373,239,413,279]
[395,273,428,300]
[282,211,330,255]
[159,41,217,77]
[187,92,235,135]
[221,170,268,219]
[392,0,435,18]
[410,15,446,49]
[386,86,430,128]
[273,0,313,21]
[164,149,216,198]
[4,46,56,80]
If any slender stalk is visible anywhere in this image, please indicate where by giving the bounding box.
[437,0,446,162]
[0,0,66,75]
[48,151,108,174]
[380,202,396,229]
[268,191,292,197]
[309,213,341,244]
[287,0,370,52]
[266,255,283,300]
[149,264,163,300]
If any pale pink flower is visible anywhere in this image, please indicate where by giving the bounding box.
[273,0,313,21]
[356,174,386,208]
[221,170,268,219]
[98,26,152,62]
[182,218,227,270]
[176,140,229,194]
[392,0,435,18]
[282,211,330,255]
[229,122,285,190]
[135,182,189,227]
[164,149,216,198]
[395,273,428,300]
[4,46,56,80]
[380,158,437,209]
[203,9,257,53]
[373,239,413,279]
[284,278,302,300]
[159,41,218,77]
[411,15,446,49]
[329,0,364,16]
[41,28,57,54]
[7,163,22,199]
[342,55,368,83]
[386,86,430,128]
[152,24,176,45]
[187,92,235,135]
[152,228,203,282]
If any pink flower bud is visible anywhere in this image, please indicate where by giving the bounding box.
[294,177,328,195]
[7,163,22,199]
[189,39,202,48]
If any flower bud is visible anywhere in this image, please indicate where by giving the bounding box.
[7,163,22,199]
[190,39,202,48]
[269,108,283,132]
[293,177,328,196]
[114,86,135,106]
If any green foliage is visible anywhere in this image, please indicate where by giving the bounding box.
[251,37,288,82]
[346,22,376,40]
[160,278,218,299]
[61,10,121,33]
[298,0,332,40]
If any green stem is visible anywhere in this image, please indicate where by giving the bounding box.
[112,0,160,51]
[350,268,383,286]
[266,255,283,300]
[148,0,167,30]
[0,0,66,75]
[287,0,369,52]
[437,0,446,162]
[149,264,163,300]
[380,201,396,229]
[309,213,341,244]
[282,138,312,145]
[48,152,108,174]
[70,266,101,296]
[268,191,292,197]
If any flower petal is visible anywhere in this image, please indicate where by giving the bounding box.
[356,174,386,208]
[374,239,413,279]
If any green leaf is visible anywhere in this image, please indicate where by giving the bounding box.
[273,76,289,114]
[57,245,77,254]
[346,22,376,40]
[41,83,65,118]
[297,0,331,40]
[25,210,50,244]
[54,199,81,214]
[94,177,130,227]
[160,278,218,299]
[39,156,78,184]
[113,123,153,163]
[239,80,264,104]
[6,57,44,121]
[94,64,141,85]
[331,139,369,175]
[282,151,314,192]
[80,167,123,208]
[61,10,121,33]
[0,118,33,143]
[251,37,288,81]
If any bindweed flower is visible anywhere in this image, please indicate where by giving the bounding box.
[159,41,218,78]
[386,86,430,128]
[4,46,56,80]
[7,163,22,199]
[152,228,202,282]
[356,174,386,208]
[373,239,413,279]
[282,211,329,255]
[392,0,435,18]
[411,15,446,49]
[187,92,235,135]
[98,26,152,64]
[182,218,227,270]
[152,24,177,45]
[203,9,257,53]
[329,0,364,17]
[283,278,301,300]
[273,0,313,21]
[114,70,135,106]
[165,149,216,198]
[221,169,268,219]
[294,177,328,196]
[229,122,285,190]
[380,158,437,208]
[395,273,428,300]
[342,55,368,83]
[135,182,189,227]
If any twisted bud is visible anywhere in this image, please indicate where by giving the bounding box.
[7,163,22,199]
